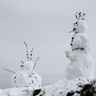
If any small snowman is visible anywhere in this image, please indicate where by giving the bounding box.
[11,42,42,89]
[65,12,94,80]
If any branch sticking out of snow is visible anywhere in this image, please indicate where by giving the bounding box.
[2,67,15,74]
[30,47,33,61]
[23,42,29,61]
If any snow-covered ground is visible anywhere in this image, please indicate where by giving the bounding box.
[0,87,34,96]
[0,78,95,96]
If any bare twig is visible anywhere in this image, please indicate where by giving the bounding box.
[30,47,33,61]
[1,67,15,74]
[23,42,29,61]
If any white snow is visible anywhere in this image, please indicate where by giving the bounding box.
[37,78,92,96]
[65,12,94,80]
[12,60,42,89]
[0,87,34,96]
[0,12,95,96]
[0,78,94,96]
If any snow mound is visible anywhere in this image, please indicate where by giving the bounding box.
[1,78,95,96]
[0,87,34,96]
[37,78,93,96]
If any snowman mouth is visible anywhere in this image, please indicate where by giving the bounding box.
[72,47,84,51]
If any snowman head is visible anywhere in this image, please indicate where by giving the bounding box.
[24,61,34,71]
[72,12,88,33]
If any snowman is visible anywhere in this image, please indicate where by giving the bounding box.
[11,42,42,89]
[65,12,95,80]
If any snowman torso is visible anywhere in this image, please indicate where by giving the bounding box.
[70,33,88,51]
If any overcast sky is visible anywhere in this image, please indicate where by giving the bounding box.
[0,0,96,88]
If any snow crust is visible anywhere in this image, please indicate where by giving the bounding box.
[38,78,91,96]
[0,78,93,96]
[0,87,34,96]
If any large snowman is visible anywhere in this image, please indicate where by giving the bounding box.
[11,43,42,89]
[65,12,95,80]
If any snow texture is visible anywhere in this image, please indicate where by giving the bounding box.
[37,78,93,96]
[0,12,95,96]
[11,60,42,89]
[0,79,94,96]
[65,12,94,80]
[0,87,34,96]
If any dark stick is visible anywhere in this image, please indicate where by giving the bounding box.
[30,48,33,61]
[2,67,15,74]
[23,42,29,61]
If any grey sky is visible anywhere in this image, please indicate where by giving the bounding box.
[0,0,96,88]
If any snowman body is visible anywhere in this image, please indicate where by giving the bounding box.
[12,61,42,89]
[65,14,94,80]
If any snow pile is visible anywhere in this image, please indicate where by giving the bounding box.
[12,67,42,89]
[0,87,34,96]
[11,61,42,89]
[0,78,95,96]
[11,43,42,89]
[37,78,95,96]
